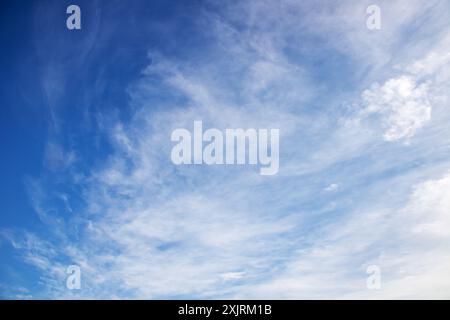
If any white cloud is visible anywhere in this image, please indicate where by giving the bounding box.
[362,76,432,141]
[408,173,450,238]
[220,272,246,282]
[234,171,450,299]
[324,183,339,192]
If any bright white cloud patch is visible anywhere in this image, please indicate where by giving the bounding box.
[408,173,450,238]
[362,76,432,141]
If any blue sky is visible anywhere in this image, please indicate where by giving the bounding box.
[1,0,450,299]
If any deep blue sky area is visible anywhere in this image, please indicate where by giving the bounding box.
[0,0,221,297]
[0,0,193,224]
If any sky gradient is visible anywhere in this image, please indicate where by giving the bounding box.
[1,0,450,299]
